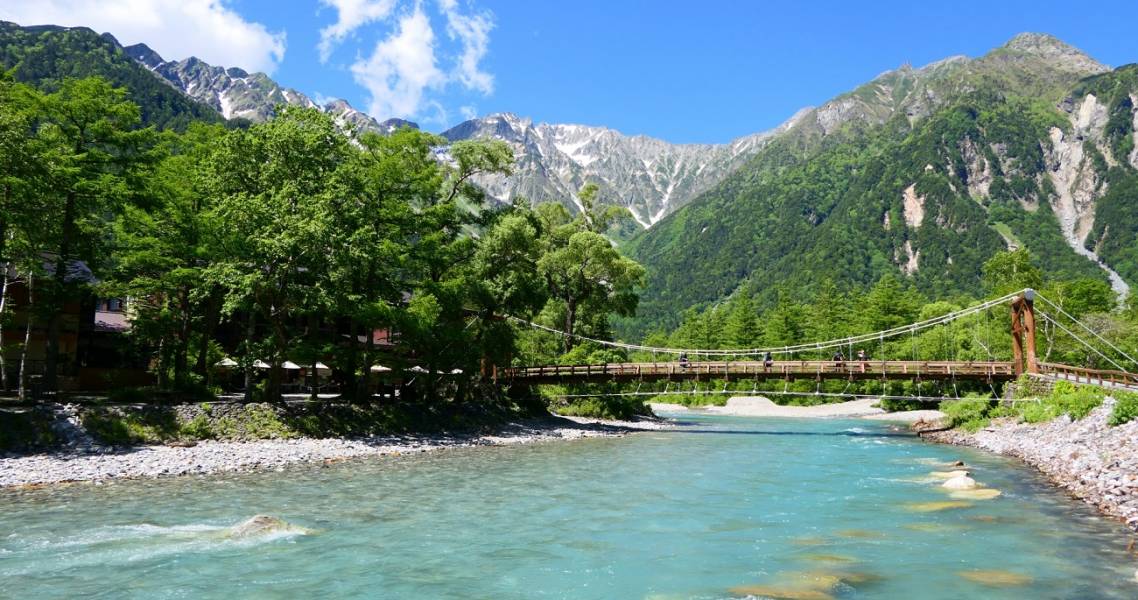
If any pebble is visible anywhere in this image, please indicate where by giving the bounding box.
[927,401,1138,532]
[0,416,672,488]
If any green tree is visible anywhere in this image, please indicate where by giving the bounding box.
[723,294,762,349]
[983,248,1044,295]
[34,77,158,391]
[109,123,226,389]
[204,106,348,402]
[538,231,646,352]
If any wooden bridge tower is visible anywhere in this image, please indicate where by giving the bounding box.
[1010,289,1039,376]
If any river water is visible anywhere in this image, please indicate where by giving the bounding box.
[2,413,1136,599]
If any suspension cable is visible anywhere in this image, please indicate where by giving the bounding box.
[510,291,1022,357]
[1037,311,1128,373]
[1034,293,1138,368]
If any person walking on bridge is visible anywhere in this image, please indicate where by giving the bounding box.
[763,351,773,370]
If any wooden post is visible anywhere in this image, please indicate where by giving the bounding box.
[1010,299,1025,377]
[1010,290,1039,376]
[1022,291,1039,374]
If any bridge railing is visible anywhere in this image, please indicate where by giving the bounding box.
[1038,362,1138,390]
[501,360,1016,381]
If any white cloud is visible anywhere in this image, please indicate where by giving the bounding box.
[321,0,494,122]
[459,105,477,120]
[350,7,445,120]
[316,0,396,63]
[439,0,494,94]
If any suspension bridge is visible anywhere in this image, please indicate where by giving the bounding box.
[496,290,1138,398]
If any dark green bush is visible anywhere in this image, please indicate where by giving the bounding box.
[1109,391,1138,426]
[939,396,996,432]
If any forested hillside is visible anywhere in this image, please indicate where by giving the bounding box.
[0,21,223,130]
[625,34,1138,337]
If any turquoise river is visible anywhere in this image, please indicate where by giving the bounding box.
[2,413,1137,599]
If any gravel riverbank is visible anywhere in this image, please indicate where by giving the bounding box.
[0,415,672,489]
[925,399,1138,532]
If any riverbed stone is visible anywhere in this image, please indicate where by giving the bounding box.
[941,475,979,490]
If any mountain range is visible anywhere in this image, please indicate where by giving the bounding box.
[2,21,1135,337]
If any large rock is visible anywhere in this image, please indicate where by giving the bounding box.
[225,515,311,538]
[942,474,979,490]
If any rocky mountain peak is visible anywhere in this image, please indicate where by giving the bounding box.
[123,43,163,70]
[998,32,1107,74]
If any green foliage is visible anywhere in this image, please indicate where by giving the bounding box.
[939,396,997,432]
[1020,381,1105,423]
[623,63,1130,338]
[1108,391,1138,426]
[983,248,1043,295]
[81,408,180,444]
[0,409,59,451]
[552,396,650,420]
[0,22,222,130]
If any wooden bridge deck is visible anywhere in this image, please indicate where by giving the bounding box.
[500,360,1018,384]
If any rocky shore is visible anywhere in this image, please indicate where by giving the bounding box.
[925,398,1138,532]
[0,415,671,489]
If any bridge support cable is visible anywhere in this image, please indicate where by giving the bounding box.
[1036,311,1130,374]
[546,388,1059,403]
[507,291,1024,358]
[1034,294,1138,370]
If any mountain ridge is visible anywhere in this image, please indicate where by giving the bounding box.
[623,33,1136,336]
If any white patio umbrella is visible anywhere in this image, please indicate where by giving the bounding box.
[214,357,238,368]
[314,362,332,372]
[253,360,272,369]
[448,368,464,375]
[281,361,302,370]
[370,364,393,373]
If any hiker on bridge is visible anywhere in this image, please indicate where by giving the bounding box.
[832,350,845,367]
[679,353,689,369]
[763,351,773,369]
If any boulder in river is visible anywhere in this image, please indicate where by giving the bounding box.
[903,500,973,512]
[949,488,1002,501]
[941,475,979,490]
[957,569,1033,586]
[928,470,971,480]
[225,515,311,538]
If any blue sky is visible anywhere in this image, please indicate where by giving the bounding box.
[4,1,1138,143]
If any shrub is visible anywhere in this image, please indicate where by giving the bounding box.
[179,413,214,440]
[553,396,650,420]
[939,396,995,432]
[1020,381,1105,423]
[1108,391,1138,426]
[107,387,149,404]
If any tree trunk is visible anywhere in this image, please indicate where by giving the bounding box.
[194,293,221,377]
[173,287,191,388]
[155,337,168,389]
[358,325,374,401]
[267,316,287,403]
[45,190,78,392]
[17,272,33,402]
[243,310,256,403]
[563,299,577,353]
[0,267,9,392]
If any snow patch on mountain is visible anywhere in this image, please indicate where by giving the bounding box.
[441,112,802,226]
